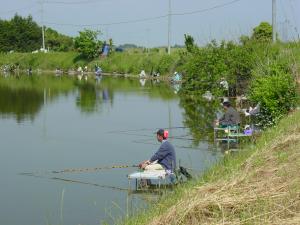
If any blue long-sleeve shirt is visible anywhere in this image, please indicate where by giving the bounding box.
[150,140,176,171]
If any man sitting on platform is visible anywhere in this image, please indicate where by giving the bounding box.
[216,101,240,127]
[139,129,176,173]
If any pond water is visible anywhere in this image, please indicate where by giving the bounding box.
[0,74,222,225]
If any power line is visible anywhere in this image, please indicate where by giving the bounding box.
[43,0,244,27]
[172,0,243,16]
[43,0,109,4]
[44,14,168,27]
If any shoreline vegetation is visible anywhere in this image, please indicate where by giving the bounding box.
[0,50,181,77]
[121,109,300,225]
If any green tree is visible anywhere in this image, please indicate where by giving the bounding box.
[74,29,102,59]
[251,22,273,42]
[239,35,250,45]
[184,34,196,53]
[0,14,41,52]
[181,40,255,97]
[45,27,74,51]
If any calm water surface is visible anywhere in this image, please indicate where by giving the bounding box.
[0,74,221,225]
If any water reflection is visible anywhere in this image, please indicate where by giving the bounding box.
[171,83,181,94]
[75,76,179,114]
[76,82,114,113]
[0,75,178,121]
[95,74,102,84]
[179,93,220,145]
[76,82,102,113]
[0,75,75,123]
[0,85,43,123]
[102,88,110,102]
[139,78,146,87]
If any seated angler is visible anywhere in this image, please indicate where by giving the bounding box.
[215,101,240,127]
[139,129,176,174]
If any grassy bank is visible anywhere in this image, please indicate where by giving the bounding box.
[0,50,181,76]
[122,110,300,225]
[1,42,299,79]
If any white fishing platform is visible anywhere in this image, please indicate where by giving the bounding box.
[127,170,169,191]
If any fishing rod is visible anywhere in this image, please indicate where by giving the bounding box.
[19,164,139,176]
[110,131,195,141]
[51,164,139,174]
[20,173,128,191]
[132,140,209,151]
[108,126,187,134]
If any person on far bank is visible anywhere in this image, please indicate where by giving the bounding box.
[139,129,176,173]
[215,101,240,127]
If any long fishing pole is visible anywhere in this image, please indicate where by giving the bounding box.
[51,164,139,174]
[20,173,128,191]
[108,126,187,134]
[109,131,195,141]
[19,164,139,176]
[132,140,209,151]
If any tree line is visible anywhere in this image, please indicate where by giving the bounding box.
[0,14,74,52]
[0,14,115,60]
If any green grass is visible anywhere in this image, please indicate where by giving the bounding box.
[0,52,78,70]
[0,50,182,76]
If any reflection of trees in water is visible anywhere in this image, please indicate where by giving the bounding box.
[0,86,43,123]
[0,75,76,123]
[179,93,220,145]
[148,80,177,100]
[75,77,177,114]
[76,82,114,113]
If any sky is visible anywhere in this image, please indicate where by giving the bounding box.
[0,0,299,47]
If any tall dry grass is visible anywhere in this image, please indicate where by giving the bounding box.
[149,113,300,225]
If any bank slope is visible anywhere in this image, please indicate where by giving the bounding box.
[123,110,300,225]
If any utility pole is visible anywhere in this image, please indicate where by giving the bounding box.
[41,0,45,51]
[146,28,150,53]
[272,0,276,43]
[167,0,171,54]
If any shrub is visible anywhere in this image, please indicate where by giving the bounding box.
[155,54,174,74]
[182,40,255,96]
[249,62,297,127]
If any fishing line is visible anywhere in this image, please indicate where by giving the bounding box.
[20,173,128,191]
[108,126,187,134]
[108,131,194,141]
